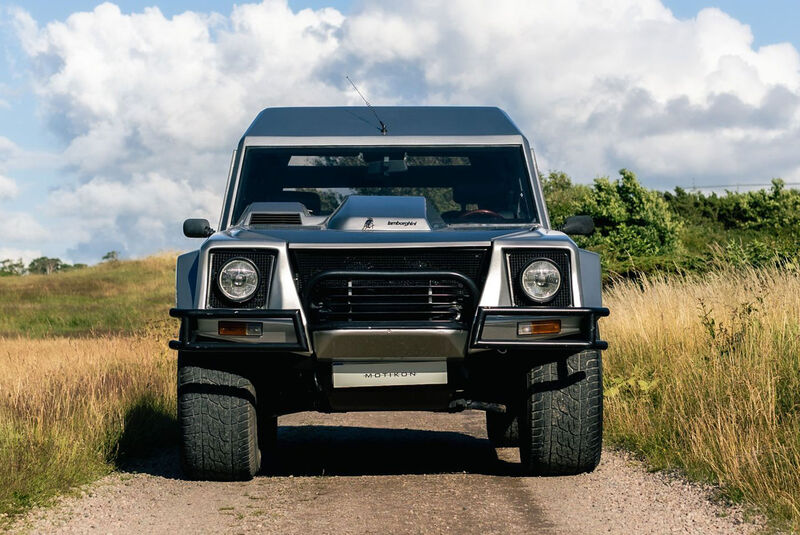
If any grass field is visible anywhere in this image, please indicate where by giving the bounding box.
[0,255,799,529]
[0,333,176,520]
[604,266,800,529]
[0,255,177,521]
[0,255,174,338]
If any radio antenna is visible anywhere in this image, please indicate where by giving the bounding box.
[346,75,388,135]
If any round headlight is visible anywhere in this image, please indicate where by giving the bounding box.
[218,259,259,302]
[521,259,562,302]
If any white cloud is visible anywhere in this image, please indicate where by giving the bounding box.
[0,175,18,200]
[0,209,49,242]
[14,2,348,182]
[0,248,43,264]
[339,2,800,185]
[0,136,56,172]
[0,136,19,160]
[12,0,350,260]
[48,172,219,259]
[7,0,800,259]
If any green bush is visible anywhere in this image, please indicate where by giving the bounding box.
[544,170,800,277]
[545,169,681,274]
[578,169,681,256]
[663,179,800,234]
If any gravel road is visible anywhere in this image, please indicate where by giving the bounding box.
[12,411,761,534]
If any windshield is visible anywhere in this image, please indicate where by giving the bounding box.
[230,146,537,226]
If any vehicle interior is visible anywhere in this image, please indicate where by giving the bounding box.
[231,146,538,225]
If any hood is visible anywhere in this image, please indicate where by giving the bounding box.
[220,194,537,245]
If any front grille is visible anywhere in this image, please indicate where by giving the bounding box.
[308,276,475,324]
[507,249,572,307]
[291,248,490,327]
[207,249,276,308]
[249,213,302,225]
[291,248,490,293]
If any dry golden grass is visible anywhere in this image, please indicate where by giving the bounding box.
[603,265,800,529]
[0,322,175,519]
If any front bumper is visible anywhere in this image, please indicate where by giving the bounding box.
[169,306,608,354]
[471,307,609,350]
[168,308,309,352]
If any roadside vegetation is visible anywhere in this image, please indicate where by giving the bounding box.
[0,175,798,528]
[0,331,176,521]
[603,266,800,530]
[0,255,177,522]
[544,169,800,278]
[545,170,800,529]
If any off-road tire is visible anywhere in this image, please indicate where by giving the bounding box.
[519,349,602,475]
[486,411,519,447]
[178,352,260,481]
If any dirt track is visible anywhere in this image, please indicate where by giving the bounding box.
[12,411,761,534]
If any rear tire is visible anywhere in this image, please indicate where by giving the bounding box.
[519,350,603,475]
[178,352,260,481]
[486,410,519,447]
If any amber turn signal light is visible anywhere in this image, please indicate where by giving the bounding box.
[517,319,561,336]
[218,321,262,337]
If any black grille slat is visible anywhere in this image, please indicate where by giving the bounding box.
[323,285,465,292]
[326,299,461,304]
[325,302,462,308]
[291,248,490,292]
[207,249,276,308]
[506,249,572,307]
[292,248,489,326]
[249,213,302,225]
[326,293,460,298]
[308,276,473,324]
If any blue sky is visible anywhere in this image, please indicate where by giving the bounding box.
[666,0,799,50]
[0,1,799,263]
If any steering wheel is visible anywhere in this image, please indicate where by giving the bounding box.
[458,209,505,221]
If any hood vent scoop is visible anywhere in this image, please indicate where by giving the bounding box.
[237,202,326,227]
[249,212,302,225]
[326,195,445,231]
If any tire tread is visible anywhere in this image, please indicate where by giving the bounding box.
[520,350,603,475]
[178,353,260,481]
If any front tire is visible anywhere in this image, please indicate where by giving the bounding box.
[178,352,260,481]
[518,350,603,475]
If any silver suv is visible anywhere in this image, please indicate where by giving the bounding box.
[171,106,608,480]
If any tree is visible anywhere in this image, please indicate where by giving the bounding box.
[27,257,64,275]
[541,171,592,228]
[574,169,682,263]
[102,251,120,262]
[0,258,25,276]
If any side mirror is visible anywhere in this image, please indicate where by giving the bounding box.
[560,215,594,236]
[183,218,215,238]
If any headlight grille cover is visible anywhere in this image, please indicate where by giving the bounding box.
[207,249,276,308]
[507,249,572,307]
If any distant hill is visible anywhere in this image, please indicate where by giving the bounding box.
[0,254,175,338]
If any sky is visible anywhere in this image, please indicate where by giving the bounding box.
[0,0,798,263]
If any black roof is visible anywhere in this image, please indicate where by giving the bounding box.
[242,106,523,138]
